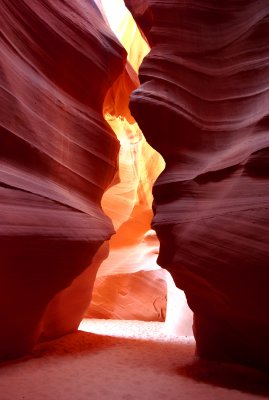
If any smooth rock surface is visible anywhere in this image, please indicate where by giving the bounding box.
[126,0,269,369]
[0,0,125,359]
[87,269,167,321]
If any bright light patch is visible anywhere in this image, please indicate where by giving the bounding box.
[90,0,193,336]
[79,318,194,341]
[100,0,149,72]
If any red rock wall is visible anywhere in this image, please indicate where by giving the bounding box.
[0,0,126,359]
[126,0,269,369]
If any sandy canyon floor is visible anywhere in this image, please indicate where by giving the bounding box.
[0,319,269,400]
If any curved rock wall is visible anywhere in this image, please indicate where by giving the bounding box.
[126,0,269,369]
[0,0,125,359]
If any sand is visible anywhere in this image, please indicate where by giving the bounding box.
[0,319,268,400]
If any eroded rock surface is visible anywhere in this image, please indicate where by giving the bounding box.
[126,0,269,369]
[0,0,125,359]
[87,269,167,321]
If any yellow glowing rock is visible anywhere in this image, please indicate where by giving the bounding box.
[99,0,149,73]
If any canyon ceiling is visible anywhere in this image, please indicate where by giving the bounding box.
[0,0,268,370]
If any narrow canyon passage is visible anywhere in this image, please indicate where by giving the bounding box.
[0,0,192,359]
[0,0,269,398]
[86,0,192,334]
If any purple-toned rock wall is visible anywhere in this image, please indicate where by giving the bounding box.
[126,0,269,369]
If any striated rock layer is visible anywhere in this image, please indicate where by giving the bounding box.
[86,269,167,321]
[0,0,126,359]
[126,0,269,369]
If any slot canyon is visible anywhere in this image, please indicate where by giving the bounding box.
[0,0,269,399]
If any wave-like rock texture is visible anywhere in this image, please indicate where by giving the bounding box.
[126,0,269,369]
[87,269,167,321]
[0,0,126,359]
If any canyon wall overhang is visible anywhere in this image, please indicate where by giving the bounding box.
[125,0,269,369]
[0,0,126,359]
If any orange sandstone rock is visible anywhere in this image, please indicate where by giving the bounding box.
[87,269,167,321]
[87,0,168,323]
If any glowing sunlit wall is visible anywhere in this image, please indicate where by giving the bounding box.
[97,0,149,72]
[89,0,193,333]
[98,0,164,256]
